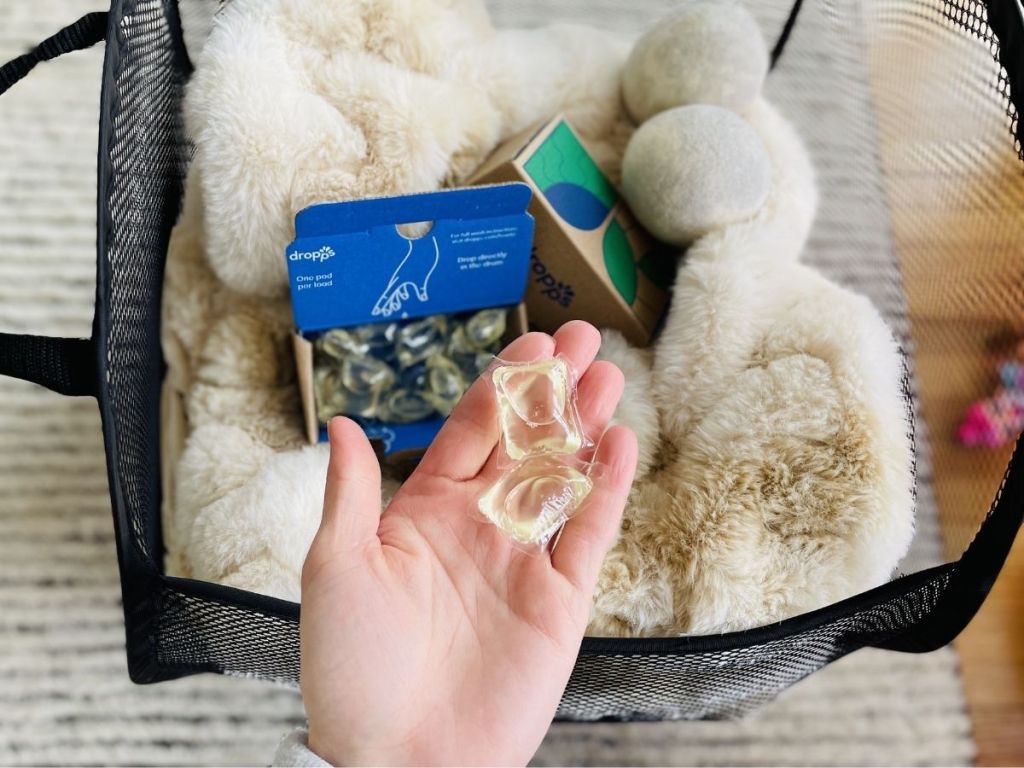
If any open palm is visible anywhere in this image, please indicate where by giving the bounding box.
[300,322,637,767]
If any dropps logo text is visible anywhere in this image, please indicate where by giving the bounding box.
[289,245,336,263]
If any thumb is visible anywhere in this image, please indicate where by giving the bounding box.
[317,417,383,550]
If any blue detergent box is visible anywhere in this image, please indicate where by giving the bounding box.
[287,183,535,454]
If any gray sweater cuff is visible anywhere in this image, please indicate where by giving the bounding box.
[272,728,331,767]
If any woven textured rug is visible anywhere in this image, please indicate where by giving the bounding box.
[0,0,974,765]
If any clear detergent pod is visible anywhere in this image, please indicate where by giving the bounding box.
[478,355,595,553]
[477,458,593,550]
[490,355,591,466]
[311,309,507,430]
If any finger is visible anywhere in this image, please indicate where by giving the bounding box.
[551,320,602,380]
[575,360,625,446]
[416,331,555,482]
[316,417,383,550]
[550,426,639,591]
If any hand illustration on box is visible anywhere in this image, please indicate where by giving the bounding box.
[372,234,441,319]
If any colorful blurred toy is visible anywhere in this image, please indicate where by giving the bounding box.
[958,356,1024,448]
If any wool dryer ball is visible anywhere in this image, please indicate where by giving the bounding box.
[622,105,772,245]
[622,0,768,121]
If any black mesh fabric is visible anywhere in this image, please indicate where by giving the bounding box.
[98,0,191,567]
[81,0,1024,721]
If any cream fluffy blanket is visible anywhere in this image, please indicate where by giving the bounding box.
[161,0,914,634]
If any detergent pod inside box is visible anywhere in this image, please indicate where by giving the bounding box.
[470,116,672,347]
[286,183,535,457]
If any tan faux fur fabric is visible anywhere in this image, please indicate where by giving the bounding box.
[163,0,914,632]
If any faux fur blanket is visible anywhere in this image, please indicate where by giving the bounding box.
[161,0,913,635]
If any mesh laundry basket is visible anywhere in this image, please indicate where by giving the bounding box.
[0,0,1021,721]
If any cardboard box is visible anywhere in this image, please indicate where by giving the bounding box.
[285,184,535,455]
[470,116,671,347]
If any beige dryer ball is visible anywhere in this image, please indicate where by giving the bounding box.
[622,105,772,245]
[622,0,768,122]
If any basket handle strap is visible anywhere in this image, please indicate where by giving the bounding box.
[770,0,804,68]
[0,12,108,96]
[0,12,107,398]
[0,334,97,397]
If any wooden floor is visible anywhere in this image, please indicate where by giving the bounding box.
[910,316,1024,767]
[904,279,1024,768]
[915,330,1024,766]
[866,7,1024,762]
[956,533,1024,767]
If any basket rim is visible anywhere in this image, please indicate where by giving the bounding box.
[89,0,1024,686]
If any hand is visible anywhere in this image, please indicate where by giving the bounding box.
[300,321,638,766]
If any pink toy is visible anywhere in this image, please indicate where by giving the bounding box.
[958,355,1024,448]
